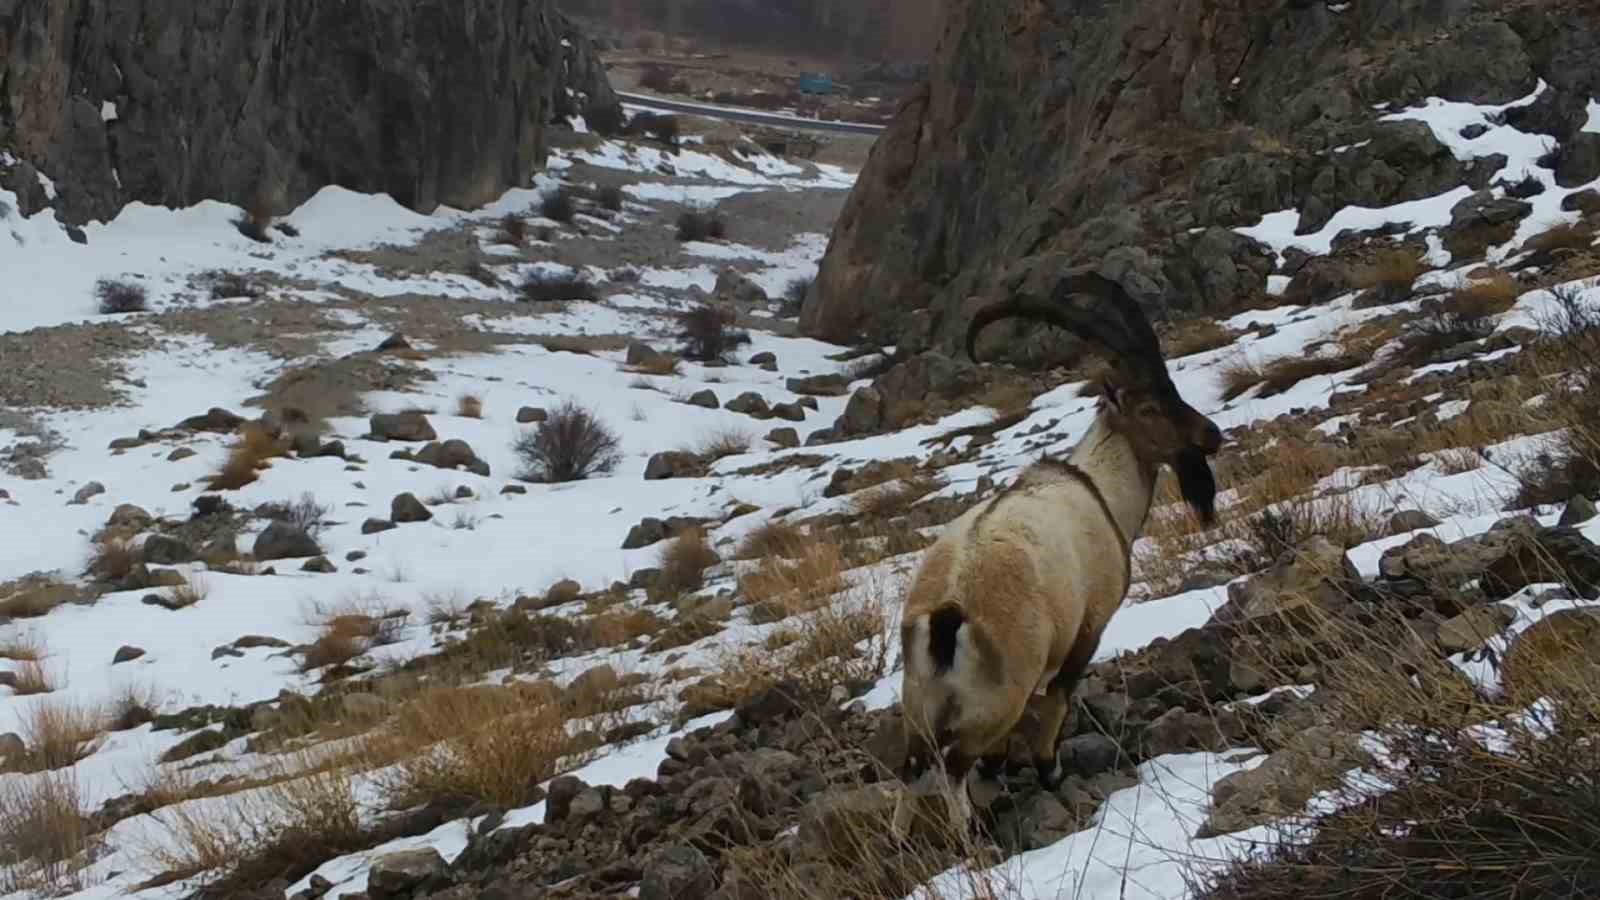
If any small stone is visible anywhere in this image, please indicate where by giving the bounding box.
[253,522,322,561]
[142,534,197,565]
[0,733,26,762]
[687,389,720,409]
[159,729,229,763]
[346,550,368,562]
[391,493,432,523]
[70,482,106,505]
[501,484,527,495]
[1387,510,1440,534]
[1437,605,1517,653]
[645,451,701,481]
[546,578,582,606]
[362,518,397,534]
[112,645,146,664]
[375,332,412,352]
[626,341,668,367]
[725,392,770,416]
[770,401,807,422]
[516,406,548,424]
[1064,733,1121,777]
[301,556,337,573]
[748,351,777,366]
[454,485,473,499]
[785,373,849,397]
[1560,495,1598,527]
[545,775,589,823]
[766,427,800,449]
[367,848,445,897]
[639,846,715,900]
[368,411,436,442]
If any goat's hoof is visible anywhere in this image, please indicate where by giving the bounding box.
[1035,757,1064,791]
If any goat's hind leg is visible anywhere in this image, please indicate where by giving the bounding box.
[1033,628,1102,791]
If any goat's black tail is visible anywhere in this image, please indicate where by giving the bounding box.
[926,604,965,675]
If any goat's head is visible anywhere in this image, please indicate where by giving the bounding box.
[965,269,1223,523]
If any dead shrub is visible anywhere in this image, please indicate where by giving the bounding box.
[0,769,91,896]
[540,189,577,223]
[1217,356,1265,402]
[200,269,264,300]
[678,304,751,361]
[975,381,1033,416]
[456,393,484,419]
[512,399,623,483]
[675,211,728,242]
[108,683,160,731]
[494,214,528,246]
[657,527,720,597]
[519,271,599,303]
[300,596,406,673]
[780,277,812,316]
[207,422,288,491]
[586,606,667,648]
[96,278,149,314]
[258,492,329,537]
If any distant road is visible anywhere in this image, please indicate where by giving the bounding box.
[616,91,886,136]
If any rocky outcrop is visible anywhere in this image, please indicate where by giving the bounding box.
[0,0,618,226]
[803,0,1600,353]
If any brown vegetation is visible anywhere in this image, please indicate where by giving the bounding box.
[208,422,289,491]
[0,769,90,896]
[656,527,721,597]
[455,393,485,419]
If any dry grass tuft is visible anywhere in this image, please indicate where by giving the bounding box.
[586,606,667,648]
[1217,356,1265,402]
[693,426,754,461]
[137,757,365,891]
[1521,220,1596,256]
[0,769,91,896]
[737,518,809,560]
[851,464,944,521]
[207,422,288,491]
[17,699,105,772]
[1196,602,1600,900]
[163,574,209,610]
[740,538,850,622]
[1353,248,1426,302]
[365,684,587,809]
[10,659,58,696]
[299,595,406,674]
[455,393,484,419]
[0,577,76,618]
[629,354,682,376]
[975,381,1033,416]
[1448,270,1522,318]
[1162,317,1243,358]
[0,633,44,662]
[656,527,720,597]
[1220,353,1363,401]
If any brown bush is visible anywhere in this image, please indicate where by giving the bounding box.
[1448,270,1521,318]
[10,660,58,696]
[656,527,720,596]
[629,354,682,376]
[455,393,484,419]
[737,519,809,560]
[741,538,849,621]
[0,578,76,617]
[1162,318,1242,358]
[1353,248,1426,303]
[1522,221,1596,256]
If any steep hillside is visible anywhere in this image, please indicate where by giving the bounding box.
[0,0,618,226]
[803,0,1600,355]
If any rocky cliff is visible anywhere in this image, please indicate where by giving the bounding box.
[0,0,618,226]
[803,0,1600,356]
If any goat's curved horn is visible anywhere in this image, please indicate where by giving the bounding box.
[965,270,1164,373]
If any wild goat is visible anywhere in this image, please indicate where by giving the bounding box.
[892,270,1224,836]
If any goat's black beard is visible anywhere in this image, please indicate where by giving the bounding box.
[1173,447,1218,526]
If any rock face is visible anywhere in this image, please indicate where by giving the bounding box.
[0,0,619,226]
[802,0,1600,352]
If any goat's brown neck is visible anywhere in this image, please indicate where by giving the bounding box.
[1065,413,1159,546]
